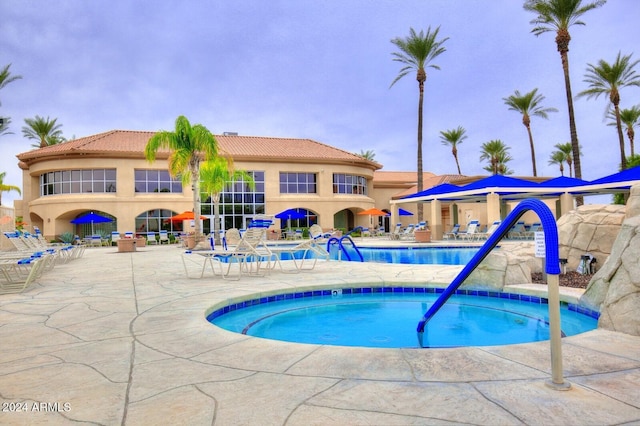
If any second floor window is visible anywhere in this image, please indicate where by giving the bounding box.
[279,172,317,194]
[40,169,116,195]
[333,173,367,195]
[135,170,182,193]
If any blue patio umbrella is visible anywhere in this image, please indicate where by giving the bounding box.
[70,211,113,235]
[275,208,305,230]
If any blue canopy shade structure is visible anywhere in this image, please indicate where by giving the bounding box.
[456,175,539,193]
[589,165,640,187]
[398,208,414,216]
[402,183,461,199]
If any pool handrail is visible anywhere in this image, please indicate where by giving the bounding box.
[416,198,568,389]
[327,227,364,262]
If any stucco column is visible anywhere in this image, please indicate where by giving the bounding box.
[389,203,399,230]
[559,193,575,217]
[429,200,442,240]
[486,193,501,224]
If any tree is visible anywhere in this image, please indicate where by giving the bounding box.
[22,115,65,148]
[577,52,640,170]
[479,140,513,175]
[357,149,376,161]
[0,64,22,137]
[439,126,467,174]
[0,171,21,206]
[390,26,448,221]
[554,142,575,177]
[613,154,640,204]
[145,115,219,240]
[503,88,557,176]
[524,0,606,185]
[607,105,640,157]
[548,150,567,175]
[199,156,255,245]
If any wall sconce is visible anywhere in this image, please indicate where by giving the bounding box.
[47,218,50,223]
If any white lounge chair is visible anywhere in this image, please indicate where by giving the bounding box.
[389,224,402,240]
[443,224,460,240]
[159,230,170,244]
[476,220,501,241]
[399,224,415,240]
[458,220,480,241]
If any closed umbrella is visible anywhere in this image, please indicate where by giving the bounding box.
[70,211,113,235]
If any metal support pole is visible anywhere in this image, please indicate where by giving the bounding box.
[545,273,571,390]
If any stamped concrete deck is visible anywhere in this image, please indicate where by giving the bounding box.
[1,244,639,425]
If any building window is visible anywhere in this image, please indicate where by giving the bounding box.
[135,209,178,235]
[200,171,265,231]
[332,173,367,195]
[40,169,116,196]
[279,172,317,194]
[135,170,182,193]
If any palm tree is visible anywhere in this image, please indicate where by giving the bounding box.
[0,171,21,206]
[358,149,376,161]
[548,150,567,175]
[524,0,606,183]
[439,126,467,174]
[390,26,448,221]
[607,105,640,157]
[554,142,575,177]
[503,88,557,176]
[0,64,22,103]
[22,116,65,148]
[200,156,255,245]
[145,115,219,240]
[480,139,512,175]
[577,52,640,170]
[0,116,13,137]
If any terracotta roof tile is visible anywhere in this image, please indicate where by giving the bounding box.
[17,130,381,169]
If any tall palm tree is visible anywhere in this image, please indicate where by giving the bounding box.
[548,150,567,175]
[439,126,467,174]
[479,139,512,175]
[0,64,22,103]
[524,0,605,183]
[200,156,255,245]
[503,88,557,176]
[0,116,13,137]
[0,171,21,206]
[554,142,575,177]
[607,105,640,157]
[22,116,65,148]
[390,26,448,221]
[577,52,640,170]
[145,115,219,240]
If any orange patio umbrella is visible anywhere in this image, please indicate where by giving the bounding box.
[167,211,208,222]
[357,208,389,226]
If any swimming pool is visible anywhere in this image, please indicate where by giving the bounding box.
[207,286,599,348]
[273,245,482,265]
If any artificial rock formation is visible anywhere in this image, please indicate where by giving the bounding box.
[557,203,626,271]
[581,185,640,336]
[465,241,537,290]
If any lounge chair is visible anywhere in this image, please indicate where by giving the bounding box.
[267,237,330,273]
[389,224,402,240]
[508,221,527,239]
[0,256,47,294]
[476,220,501,241]
[443,224,460,240]
[458,220,480,241]
[158,230,170,244]
[146,231,158,245]
[523,222,542,239]
[399,224,415,240]
[111,231,121,246]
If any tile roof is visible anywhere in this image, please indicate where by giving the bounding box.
[16,130,382,169]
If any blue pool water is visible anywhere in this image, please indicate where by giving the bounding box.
[276,245,480,265]
[208,287,599,348]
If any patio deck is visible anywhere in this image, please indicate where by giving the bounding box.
[1,244,639,425]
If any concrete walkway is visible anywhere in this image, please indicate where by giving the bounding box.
[1,245,639,425]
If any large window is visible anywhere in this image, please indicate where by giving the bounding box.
[135,170,182,193]
[201,171,265,231]
[40,169,116,196]
[279,172,317,194]
[135,209,179,234]
[333,173,367,195]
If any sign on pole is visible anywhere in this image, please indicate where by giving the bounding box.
[534,231,546,258]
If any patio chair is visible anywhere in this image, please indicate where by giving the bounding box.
[476,220,501,241]
[158,230,170,244]
[523,222,542,239]
[0,256,47,294]
[458,220,480,241]
[111,231,121,246]
[267,237,330,273]
[389,223,402,240]
[443,224,460,240]
[399,224,415,240]
[508,221,527,239]
[146,231,158,245]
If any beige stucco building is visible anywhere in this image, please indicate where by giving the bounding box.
[14,130,432,240]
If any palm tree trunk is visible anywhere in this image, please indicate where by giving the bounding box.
[416,81,425,221]
[628,128,635,157]
[525,123,537,176]
[614,104,627,169]
[559,48,583,205]
[191,164,202,239]
[213,193,221,245]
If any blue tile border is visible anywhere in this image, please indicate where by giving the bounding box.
[206,286,600,322]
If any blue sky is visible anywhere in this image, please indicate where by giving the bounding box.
[1,0,638,207]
